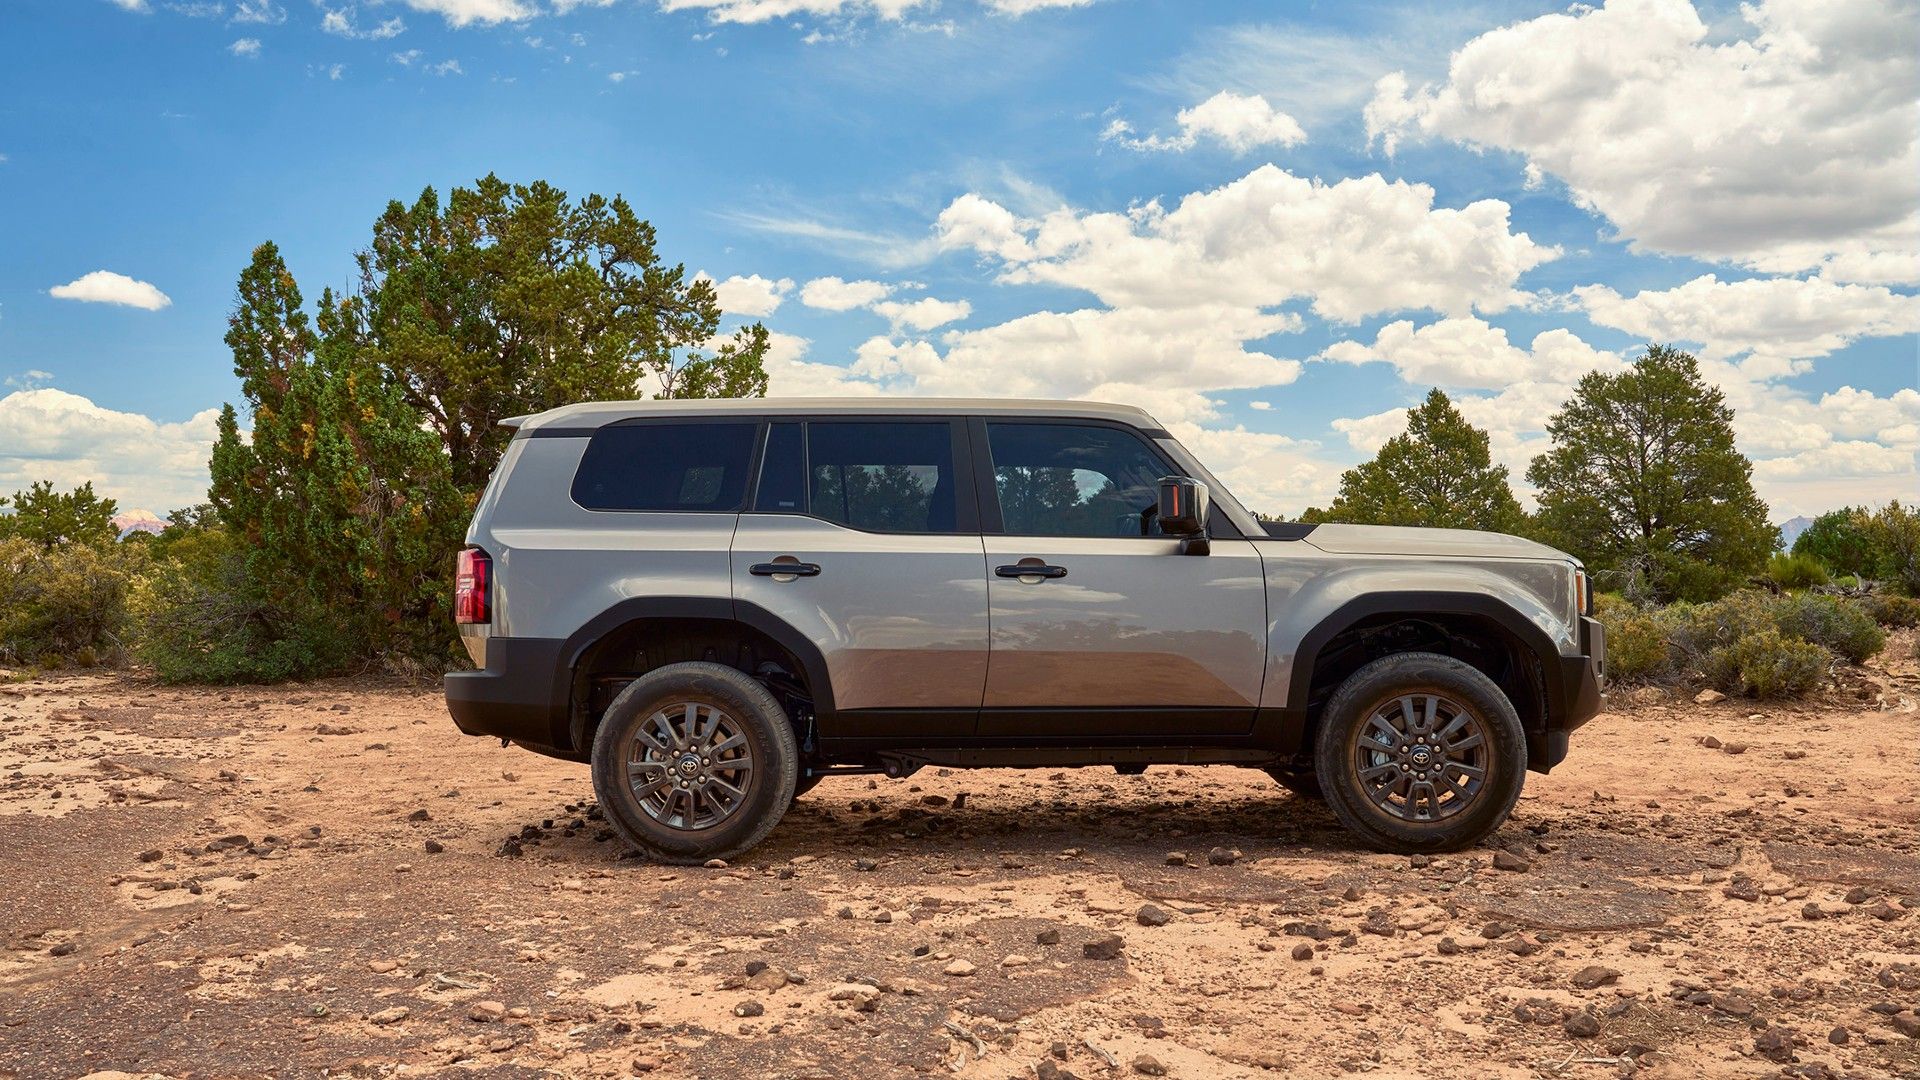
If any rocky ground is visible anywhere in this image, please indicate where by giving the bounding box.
[1,635,1917,1080]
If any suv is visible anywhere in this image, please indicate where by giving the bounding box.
[446,399,1603,863]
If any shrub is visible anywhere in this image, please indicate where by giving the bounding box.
[1659,591,1777,665]
[1791,508,1877,578]
[1704,628,1827,699]
[1595,594,1673,680]
[130,529,352,684]
[1766,552,1829,590]
[0,538,139,665]
[1864,501,1920,595]
[1865,593,1920,628]
[1771,593,1885,664]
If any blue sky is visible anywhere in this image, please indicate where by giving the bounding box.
[2,0,1915,517]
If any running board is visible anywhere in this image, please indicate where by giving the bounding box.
[878,747,1277,773]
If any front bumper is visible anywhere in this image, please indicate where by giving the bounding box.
[444,635,570,751]
[1531,615,1606,772]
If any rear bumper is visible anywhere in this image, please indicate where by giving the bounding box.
[1532,616,1606,771]
[444,635,569,749]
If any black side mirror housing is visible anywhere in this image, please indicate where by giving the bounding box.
[1156,476,1211,555]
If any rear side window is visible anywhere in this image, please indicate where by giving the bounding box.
[806,422,959,533]
[571,421,756,512]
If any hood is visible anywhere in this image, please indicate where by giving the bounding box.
[1303,523,1571,562]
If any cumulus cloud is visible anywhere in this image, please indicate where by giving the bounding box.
[229,0,285,22]
[1104,91,1306,154]
[870,296,970,332]
[1321,319,1623,391]
[700,273,793,317]
[984,0,1093,12]
[799,277,893,311]
[321,7,406,39]
[658,0,935,25]
[397,0,534,26]
[935,165,1556,322]
[1576,274,1920,378]
[48,271,172,311]
[0,389,223,512]
[227,36,262,56]
[107,0,151,11]
[1367,0,1920,283]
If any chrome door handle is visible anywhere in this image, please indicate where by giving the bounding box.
[995,563,1067,579]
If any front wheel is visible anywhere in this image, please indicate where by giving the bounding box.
[1314,652,1525,853]
[591,662,798,864]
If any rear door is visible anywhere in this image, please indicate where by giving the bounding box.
[732,418,989,738]
[976,419,1267,737]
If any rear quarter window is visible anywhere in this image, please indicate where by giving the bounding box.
[570,421,757,512]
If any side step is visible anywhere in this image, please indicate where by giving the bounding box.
[877,746,1277,775]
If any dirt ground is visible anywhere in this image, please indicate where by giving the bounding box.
[2,637,1917,1080]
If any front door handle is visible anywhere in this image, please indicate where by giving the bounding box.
[995,562,1068,580]
[750,560,821,578]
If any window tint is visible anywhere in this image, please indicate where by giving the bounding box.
[571,421,756,512]
[807,422,958,533]
[986,422,1169,537]
[754,422,806,512]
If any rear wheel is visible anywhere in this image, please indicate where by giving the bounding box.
[1314,651,1525,853]
[591,662,797,864]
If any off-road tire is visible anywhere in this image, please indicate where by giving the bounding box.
[1314,651,1525,853]
[591,662,798,864]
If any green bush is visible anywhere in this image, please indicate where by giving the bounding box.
[1771,593,1885,664]
[130,529,352,684]
[1595,594,1673,680]
[1660,591,1777,664]
[1865,593,1920,628]
[0,538,139,666]
[1766,552,1829,590]
[1704,628,1827,699]
[1864,501,1920,595]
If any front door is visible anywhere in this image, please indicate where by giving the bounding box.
[732,418,988,739]
[977,420,1267,737]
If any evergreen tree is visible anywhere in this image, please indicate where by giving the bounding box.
[1791,507,1877,578]
[1313,389,1525,532]
[0,481,120,549]
[1527,345,1775,602]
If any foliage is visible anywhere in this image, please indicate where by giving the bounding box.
[0,481,120,549]
[1862,501,1920,595]
[0,538,139,666]
[1765,552,1829,590]
[1865,593,1920,628]
[130,527,351,684]
[1307,389,1526,532]
[1527,346,1776,603]
[1769,593,1885,664]
[1593,594,1672,680]
[1703,628,1827,699]
[1791,508,1876,578]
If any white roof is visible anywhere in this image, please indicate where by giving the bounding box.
[510,397,1166,433]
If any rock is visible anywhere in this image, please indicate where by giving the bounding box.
[48,942,76,957]
[942,958,976,977]
[746,965,789,992]
[1165,852,1187,866]
[1083,933,1126,961]
[827,983,880,1003]
[1725,879,1761,902]
[1001,954,1031,968]
[703,859,728,869]
[137,849,162,863]
[1564,1011,1601,1038]
[369,1006,411,1025]
[407,809,431,822]
[1136,904,1171,927]
[468,1001,507,1023]
[1571,965,1621,990]
[1035,928,1062,945]
[368,959,399,973]
[853,858,879,872]
[1828,1026,1849,1045]
[733,1000,764,1017]
[1492,850,1530,873]
[631,1055,663,1073]
[1700,735,1723,749]
[1206,847,1239,866]
[1131,1054,1168,1076]
[1892,1012,1920,1038]
[1710,992,1757,1018]
[1036,1062,1079,1080]
[1752,1026,1795,1063]
[1865,900,1904,921]
[423,840,444,854]
[1695,689,1725,704]
[1290,943,1314,961]
[1722,742,1747,755]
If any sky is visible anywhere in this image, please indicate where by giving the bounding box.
[1,0,1916,520]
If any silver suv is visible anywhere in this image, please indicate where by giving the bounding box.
[446,399,1604,862]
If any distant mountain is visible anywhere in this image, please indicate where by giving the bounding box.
[113,508,166,541]
[1776,515,1814,550]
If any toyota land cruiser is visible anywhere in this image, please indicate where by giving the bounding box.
[446,399,1604,862]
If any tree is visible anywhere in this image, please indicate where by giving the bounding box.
[0,481,120,549]
[1527,345,1775,602]
[1863,501,1920,595]
[354,175,772,489]
[1791,507,1877,578]
[1311,388,1526,532]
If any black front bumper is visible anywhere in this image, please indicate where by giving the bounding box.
[1532,615,1606,771]
[444,635,571,752]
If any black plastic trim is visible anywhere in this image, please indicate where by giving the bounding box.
[1257,521,1319,540]
[445,636,569,745]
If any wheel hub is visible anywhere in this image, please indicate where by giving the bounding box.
[624,701,756,832]
[1353,692,1489,823]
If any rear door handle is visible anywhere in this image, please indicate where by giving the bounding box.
[750,561,821,577]
[995,563,1067,579]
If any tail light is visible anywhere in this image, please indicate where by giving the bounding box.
[455,548,491,625]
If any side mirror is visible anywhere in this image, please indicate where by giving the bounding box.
[1157,476,1210,555]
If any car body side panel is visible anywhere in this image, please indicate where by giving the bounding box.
[731,514,990,713]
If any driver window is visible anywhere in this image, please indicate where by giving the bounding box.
[985,422,1169,537]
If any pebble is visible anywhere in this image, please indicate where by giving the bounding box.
[1753,1026,1795,1062]
[368,960,399,973]
[1083,933,1126,961]
[1131,1054,1168,1076]
[1492,850,1530,873]
[1721,742,1747,755]
[1564,1010,1600,1038]
[703,859,728,869]
[733,1000,764,1017]
[1205,847,1239,866]
[423,840,443,854]
[1290,943,1314,961]
[1695,689,1725,704]
[1035,928,1062,946]
[369,1006,410,1025]
[1136,904,1171,927]
[943,958,976,977]
[468,1001,507,1023]
[1570,965,1620,990]
[1001,954,1031,968]
[137,849,162,863]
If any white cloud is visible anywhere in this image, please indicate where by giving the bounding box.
[4,371,54,392]
[48,271,172,311]
[701,273,793,317]
[870,296,970,332]
[0,389,223,513]
[1368,0,1920,283]
[429,58,465,76]
[936,165,1556,322]
[1104,91,1306,154]
[985,0,1093,12]
[321,7,406,39]
[658,0,935,25]
[391,48,423,65]
[1322,318,1623,391]
[1576,274,1920,378]
[106,0,151,11]
[227,36,262,56]
[799,276,893,311]
[229,0,285,22]
[163,2,225,16]
[1248,400,1270,411]
[397,0,534,26]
